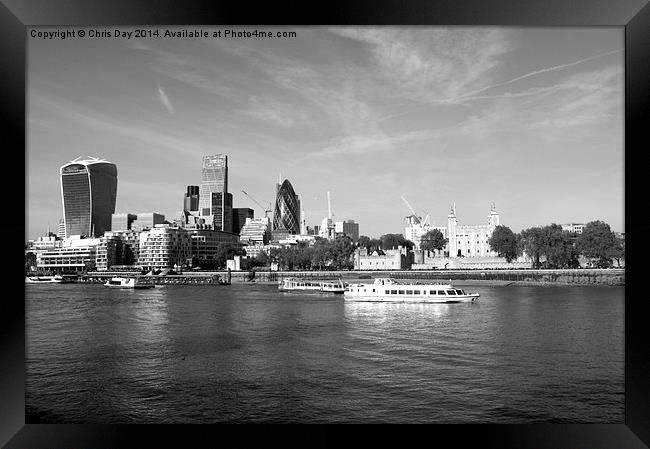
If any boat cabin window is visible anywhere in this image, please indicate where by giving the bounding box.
[436,290,446,295]
[385,290,390,294]
[446,290,457,295]
[406,290,413,294]
[455,289,465,295]
[391,290,397,294]
[398,290,405,294]
[413,290,420,295]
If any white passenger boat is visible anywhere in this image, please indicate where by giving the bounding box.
[279,277,346,294]
[344,278,479,303]
[25,274,77,284]
[104,277,155,289]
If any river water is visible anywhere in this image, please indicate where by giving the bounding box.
[25,282,624,423]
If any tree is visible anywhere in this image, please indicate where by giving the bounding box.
[380,233,413,250]
[420,229,447,254]
[519,227,544,268]
[576,221,619,268]
[488,225,519,262]
[613,235,625,267]
[539,224,579,269]
[25,251,37,273]
[331,235,355,269]
[358,235,371,249]
[248,252,270,268]
[214,243,245,269]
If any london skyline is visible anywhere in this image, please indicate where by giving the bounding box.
[27,26,624,240]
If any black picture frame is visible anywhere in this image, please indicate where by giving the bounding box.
[3,0,649,447]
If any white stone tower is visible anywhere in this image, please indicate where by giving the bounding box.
[488,201,500,228]
[447,203,457,257]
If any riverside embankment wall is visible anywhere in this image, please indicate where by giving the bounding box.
[251,269,624,286]
[87,269,624,286]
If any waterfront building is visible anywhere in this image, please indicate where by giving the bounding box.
[242,243,270,259]
[240,217,271,245]
[60,157,118,238]
[232,208,254,235]
[561,223,585,234]
[183,185,200,213]
[95,234,122,271]
[335,220,360,243]
[131,212,166,231]
[26,235,61,252]
[111,213,137,231]
[404,221,447,252]
[278,234,316,245]
[36,236,102,273]
[95,229,141,270]
[354,246,413,270]
[187,228,241,268]
[272,179,301,235]
[447,202,500,258]
[138,225,191,270]
[57,219,66,239]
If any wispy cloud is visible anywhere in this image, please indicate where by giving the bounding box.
[157,85,174,115]
[453,49,622,101]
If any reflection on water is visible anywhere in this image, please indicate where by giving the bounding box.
[26,283,624,423]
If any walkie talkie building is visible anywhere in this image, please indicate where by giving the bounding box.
[60,157,118,238]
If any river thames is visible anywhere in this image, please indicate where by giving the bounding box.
[25,282,624,423]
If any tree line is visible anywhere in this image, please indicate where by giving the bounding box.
[489,221,624,268]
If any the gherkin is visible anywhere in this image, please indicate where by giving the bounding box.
[272,179,300,234]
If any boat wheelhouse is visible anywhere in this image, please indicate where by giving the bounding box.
[344,278,479,303]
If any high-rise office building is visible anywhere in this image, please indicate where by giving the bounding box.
[111,213,137,231]
[60,157,117,238]
[184,185,200,213]
[232,207,254,234]
[211,192,233,233]
[272,179,300,235]
[199,155,228,216]
[132,212,166,231]
[335,220,360,243]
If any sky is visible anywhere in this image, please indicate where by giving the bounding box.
[26,26,624,241]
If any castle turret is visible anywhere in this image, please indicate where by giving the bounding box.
[488,201,500,228]
[448,203,457,258]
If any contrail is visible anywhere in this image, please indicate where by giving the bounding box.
[455,49,622,100]
[158,85,174,115]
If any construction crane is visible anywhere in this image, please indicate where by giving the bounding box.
[401,196,430,227]
[241,190,272,218]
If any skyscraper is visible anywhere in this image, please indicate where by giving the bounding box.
[211,191,233,233]
[199,154,228,216]
[232,207,254,234]
[60,157,117,238]
[272,179,300,235]
[184,185,199,213]
[198,154,231,231]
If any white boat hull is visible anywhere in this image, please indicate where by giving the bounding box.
[344,294,479,303]
[104,277,155,289]
[344,277,479,303]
